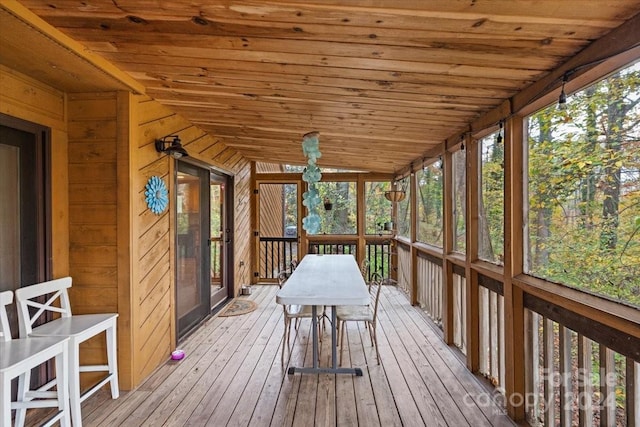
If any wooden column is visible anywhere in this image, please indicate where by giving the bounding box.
[409,172,418,305]
[442,150,454,344]
[116,91,134,390]
[250,161,258,285]
[503,115,526,421]
[465,135,480,373]
[356,176,366,267]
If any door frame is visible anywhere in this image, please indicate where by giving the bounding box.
[0,113,52,285]
[0,113,52,390]
[175,161,211,338]
[209,171,234,309]
[254,179,302,283]
[174,160,234,339]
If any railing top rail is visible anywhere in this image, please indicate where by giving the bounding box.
[259,237,297,242]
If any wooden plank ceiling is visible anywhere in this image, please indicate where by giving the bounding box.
[9,1,640,173]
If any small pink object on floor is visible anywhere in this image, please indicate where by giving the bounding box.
[171,349,185,360]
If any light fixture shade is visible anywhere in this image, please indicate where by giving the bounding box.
[384,190,406,202]
[155,136,189,158]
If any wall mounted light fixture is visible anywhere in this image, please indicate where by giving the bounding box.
[155,135,189,159]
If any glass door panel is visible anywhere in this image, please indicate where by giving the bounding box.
[209,178,226,308]
[176,163,210,337]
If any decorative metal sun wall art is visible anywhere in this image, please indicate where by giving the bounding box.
[145,175,169,214]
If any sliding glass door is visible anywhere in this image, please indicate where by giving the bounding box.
[176,162,233,338]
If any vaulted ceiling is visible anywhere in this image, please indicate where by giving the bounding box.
[3,1,640,173]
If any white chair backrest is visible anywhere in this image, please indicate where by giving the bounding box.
[277,271,288,289]
[370,278,384,323]
[368,272,383,294]
[360,259,370,280]
[0,290,13,342]
[15,277,73,337]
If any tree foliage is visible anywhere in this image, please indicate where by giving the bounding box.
[526,62,640,307]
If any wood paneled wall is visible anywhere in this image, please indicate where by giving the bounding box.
[2,65,253,390]
[67,91,126,386]
[131,94,251,386]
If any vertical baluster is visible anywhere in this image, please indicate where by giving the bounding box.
[627,359,638,427]
[490,289,498,384]
[431,265,443,320]
[599,346,616,426]
[524,310,541,424]
[425,259,430,315]
[559,325,573,426]
[437,263,442,324]
[429,261,435,317]
[453,275,460,348]
[268,241,277,277]
[498,293,505,392]
[577,334,593,426]
[262,240,267,279]
[460,276,466,354]
[428,260,433,318]
[544,317,556,426]
[479,286,489,374]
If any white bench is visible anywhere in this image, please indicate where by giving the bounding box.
[14,278,119,427]
[1,290,70,427]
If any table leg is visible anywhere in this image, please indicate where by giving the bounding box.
[312,305,318,369]
[331,306,337,369]
[287,304,362,376]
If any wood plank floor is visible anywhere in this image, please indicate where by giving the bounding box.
[25,285,516,427]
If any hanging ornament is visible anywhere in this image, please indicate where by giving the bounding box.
[301,131,322,234]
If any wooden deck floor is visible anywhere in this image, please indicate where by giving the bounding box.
[26,285,516,427]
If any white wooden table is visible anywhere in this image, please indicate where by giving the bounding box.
[276,254,370,375]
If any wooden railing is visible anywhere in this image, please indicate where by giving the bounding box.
[259,237,297,279]
[364,239,392,281]
[478,275,504,391]
[523,295,639,426]
[416,253,443,327]
[308,240,357,256]
[401,241,640,425]
[259,237,392,281]
[210,237,222,281]
[452,268,467,355]
[396,243,411,295]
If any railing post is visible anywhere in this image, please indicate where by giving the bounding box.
[504,115,526,421]
[465,135,480,373]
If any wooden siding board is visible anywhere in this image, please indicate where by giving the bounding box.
[68,140,118,163]
[69,184,118,203]
[69,204,117,225]
[138,250,170,306]
[0,65,66,126]
[66,92,121,391]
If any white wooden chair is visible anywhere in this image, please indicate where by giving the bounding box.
[1,290,70,427]
[14,277,119,427]
[336,273,383,366]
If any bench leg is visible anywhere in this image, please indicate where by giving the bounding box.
[56,345,71,427]
[14,370,30,427]
[69,342,82,427]
[106,322,119,399]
